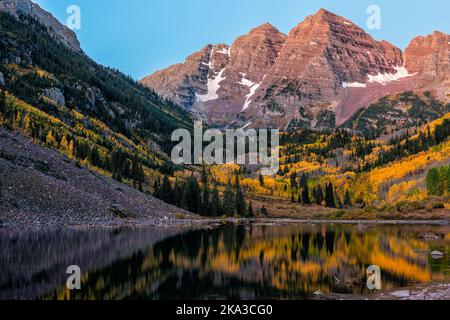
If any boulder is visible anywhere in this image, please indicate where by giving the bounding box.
[44,87,65,106]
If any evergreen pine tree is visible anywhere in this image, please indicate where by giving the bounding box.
[235,188,246,217]
[234,173,240,190]
[260,206,268,216]
[302,185,310,205]
[201,181,211,216]
[210,186,222,217]
[173,180,183,206]
[325,183,336,208]
[121,159,130,179]
[438,166,448,196]
[447,166,450,193]
[153,178,160,197]
[223,180,235,217]
[160,175,174,204]
[247,202,254,218]
[0,89,5,110]
[182,175,202,213]
[201,165,208,185]
[316,185,324,205]
[300,174,310,205]
[426,168,442,196]
[88,146,100,167]
[300,173,308,189]
[132,163,139,187]
[290,172,298,190]
[111,151,123,182]
[259,174,264,187]
[344,190,352,207]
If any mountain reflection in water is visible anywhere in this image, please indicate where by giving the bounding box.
[1,223,449,300]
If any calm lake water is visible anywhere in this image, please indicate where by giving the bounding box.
[1,222,449,300]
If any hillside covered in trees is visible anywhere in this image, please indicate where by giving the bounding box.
[0,10,449,222]
[200,112,450,219]
[0,11,260,220]
[0,12,194,199]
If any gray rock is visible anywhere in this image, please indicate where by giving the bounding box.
[390,290,410,298]
[419,233,440,240]
[431,251,444,259]
[44,87,65,106]
[0,71,4,86]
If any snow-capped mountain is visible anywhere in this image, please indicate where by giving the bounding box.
[142,9,449,129]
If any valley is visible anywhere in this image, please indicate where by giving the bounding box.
[0,0,449,302]
[0,2,449,226]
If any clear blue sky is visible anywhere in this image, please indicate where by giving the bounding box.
[34,0,449,80]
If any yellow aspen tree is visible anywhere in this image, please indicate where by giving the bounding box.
[67,139,75,158]
[46,130,56,147]
[60,134,69,152]
[14,111,22,129]
[22,114,31,135]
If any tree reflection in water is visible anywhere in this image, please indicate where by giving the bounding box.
[39,223,450,300]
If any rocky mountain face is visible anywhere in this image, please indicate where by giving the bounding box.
[141,43,231,110]
[142,9,449,130]
[0,0,82,53]
[142,23,286,126]
[404,31,450,97]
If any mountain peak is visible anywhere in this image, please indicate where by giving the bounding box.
[314,8,332,16]
[0,0,82,53]
[141,9,449,130]
[252,22,278,32]
[404,31,449,90]
[311,8,345,21]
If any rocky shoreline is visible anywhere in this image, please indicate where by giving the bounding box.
[316,283,450,300]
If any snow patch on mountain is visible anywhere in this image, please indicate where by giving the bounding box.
[343,66,416,88]
[217,47,231,57]
[342,82,367,88]
[368,66,416,86]
[196,68,226,102]
[239,73,255,87]
[242,80,263,111]
[241,122,253,129]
